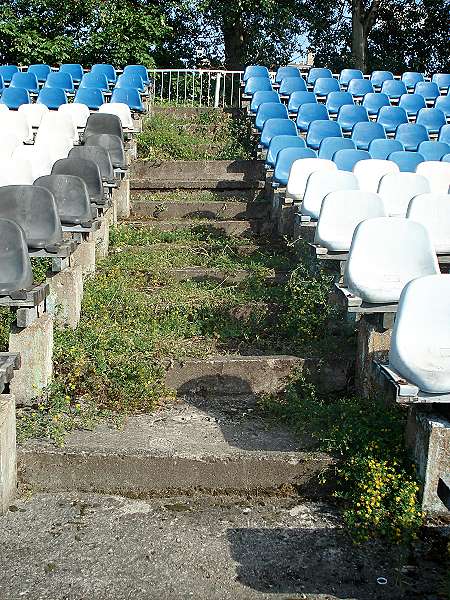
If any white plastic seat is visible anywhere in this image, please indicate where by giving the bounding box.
[0,157,34,185]
[389,274,450,393]
[301,170,359,220]
[0,132,22,160]
[315,190,386,251]
[353,158,399,193]
[58,103,91,130]
[377,172,431,217]
[99,103,134,130]
[18,103,49,129]
[286,158,337,202]
[407,193,450,253]
[0,105,8,114]
[344,217,439,303]
[34,135,73,163]
[36,112,78,144]
[0,112,33,143]
[11,145,53,180]
[415,161,450,194]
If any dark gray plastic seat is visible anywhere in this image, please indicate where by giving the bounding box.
[34,175,94,227]
[68,146,115,185]
[85,134,126,170]
[51,158,104,205]
[0,185,63,250]
[0,219,33,293]
[84,113,123,142]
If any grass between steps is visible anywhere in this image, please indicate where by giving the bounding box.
[132,190,261,203]
[17,225,351,446]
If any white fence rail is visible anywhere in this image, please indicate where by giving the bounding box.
[148,69,245,108]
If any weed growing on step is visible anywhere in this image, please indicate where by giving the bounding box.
[31,258,52,284]
[263,378,422,544]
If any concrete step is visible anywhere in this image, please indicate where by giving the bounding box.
[126,220,272,237]
[131,200,270,221]
[163,267,288,285]
[18,399,332,498]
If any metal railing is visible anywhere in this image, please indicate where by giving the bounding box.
[148,69,245,108]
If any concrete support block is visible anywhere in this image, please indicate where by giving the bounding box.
[71,241,96,278]
[278,200,296,238]
[47,265,83,329]
[9,314,54,406]
[406,409,450,515]
[113,178,130,219]
[108,195,118,226]
[93,214,110,260]
[0,395,16,514]
[355,315,392,397]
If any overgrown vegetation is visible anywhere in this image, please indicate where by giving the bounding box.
[264,378,423,544]
[137,109,255,161]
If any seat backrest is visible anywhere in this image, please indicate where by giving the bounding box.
[51,157,103,202]
[255,102,288,130]
[18,103,49,129]
[91,63,117,83]
[275,66,300,84]
[377,105,408,133]
[123,65,150,84]
[434,95,450,118]
[28,64,51,83]
[339,69,363,87]
[0,111,32,142]
[326,91,354,115]
[0,65,19,83]
[414,81,440,100]
[370,70,394,89]
[407,193,450,254]
[279,77,307,96]
[273,147,316,185]
[0,185,63,248]
[344,217,439,303]
[85,133,126,169]
[306,120,342,150]
[315,190,386,251]
[286,157,337,201]
[296,103,329,131]
[69,145,114,183]
[337,104,369,131]
[10,72,39,92]
[362,92,390,116]
[266,135,305,168]
[307,68,332,85]
[260,118,297,148]
[250,90,280,113]
[0,218,33,293]
[368,138,404,160]
[37,111,78,143]
[45,71,74,92]
[416,161,450,193]
[301,169,359,219]
[416,107,447,133]
[333,148,370,171]
[318,137,355,160]
[395,123,429,151]
[58,103,90,129]
[287,91,317,113]
[431,73,450,91]
[0,88,31,109]
[378,172,431,216]
[115,73,145,92]
[80,72,109,91]
[353,158,399,193]
[35,135,73,163]
[34,174,93,226]
[388,150,425,172]
[74,88,104,110]
[401,71,424,91]
[59,64,84,82]
[347,79,374,97]
[351,121,386,150]
[417,141,450,162]
[0,158,34,185]
[12,145,53,180]
[99,103,134,130]
[111,88,144,112]
[37,87,68,110]
[0,130,22,159]
[84,112,123,141]
[381,79,407,98]
[313,77,340,96]
[243,77,272,95]
[398,93,426,116]
[439,124,450,144]
[243,65,270,81]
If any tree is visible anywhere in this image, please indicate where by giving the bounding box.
[351,0,381,72]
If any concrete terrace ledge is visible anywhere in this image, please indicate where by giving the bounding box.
[131,200,269,221]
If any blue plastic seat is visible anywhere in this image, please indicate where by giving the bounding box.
[91,64,117,84]
[111,88,144,112]
[438,124,450,144]
[399,93,426,118]
[388,150,425,172]
[351,121,386,150]
[45,71,75,93]
[250,90,280,114]
[27,64,51,83]
[306,120,342,150]
[0,75,3,92]
[442,153,450,163]
[368,138,404,159]
[318,137,356,159]
[0,65,19,83]
[74,88,104,110]
[431,73,450,93]
[243,66,270,82]
[80,72,109,92]
[395,123,429,150]
[307,68,332,86]
[115,73,145,93]
[401,72,424,91]
[0,87,30,109]
[287,91,316,114]
[37,87,68,110]
[416,107,447,135]
[377,105,408,134]
[333,149,371,171]
[337,105,369,133]
[59,64,84,83]
[414,81,440,103]
[381,79,407,100]
[260,118,297,148]
[266,135,305,168]
[339,69,363,89]
[347,79,374,97]
[123,65,150,85]
[417,141,450,161]
[279,77,307,97]
[296,103,329,132]
[275,67,301,84]
[273,147,316,185]
[313,77,340,97]
[370,70,394,91]
[362,92,390,117]
[326,91,354,116]
[255,102,288,131]
[435,96,450,120]
[243,77,272,96]
[10,72,39,94]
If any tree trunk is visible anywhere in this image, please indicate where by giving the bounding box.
[352,0,367,72]
[222,19,246,70]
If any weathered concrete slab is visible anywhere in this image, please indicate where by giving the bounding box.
[0,395,16,514]
[126,219,270,237]
[71,240,96,278]
[46,265,83,329]
[114,178,131,219]
[131,200,270,221]
[163,267,287,285]
[18,400,332,497]
[164,355,352,396]
[0,493,443,600]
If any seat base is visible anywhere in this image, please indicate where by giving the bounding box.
[377,362,450,405]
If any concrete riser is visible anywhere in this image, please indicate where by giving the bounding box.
[131,200,270,221]
[127,220,272,237]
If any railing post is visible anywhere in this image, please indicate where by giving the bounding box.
[214,72,222,108]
